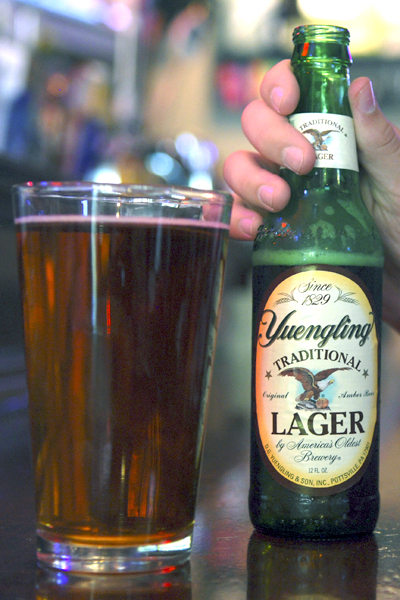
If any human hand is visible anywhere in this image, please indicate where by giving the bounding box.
[224,59,400,331]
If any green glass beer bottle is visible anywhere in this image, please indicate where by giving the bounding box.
[250,25,384,538]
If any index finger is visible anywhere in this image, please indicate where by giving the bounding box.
[260,59,300,116]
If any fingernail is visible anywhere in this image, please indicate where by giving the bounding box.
[283,146,304,174]
[258,185,274,210]
[270,86,285,112]
[358,80,376,114]
[239,218,256,238]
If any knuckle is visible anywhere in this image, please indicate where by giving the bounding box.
[377,121,400,157]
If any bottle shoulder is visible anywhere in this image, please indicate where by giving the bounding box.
[253,173,384,268]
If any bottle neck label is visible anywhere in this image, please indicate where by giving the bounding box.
[254,265,378,495]
[289,113,359,172]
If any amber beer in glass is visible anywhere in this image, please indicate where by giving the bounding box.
[13,182,232,573]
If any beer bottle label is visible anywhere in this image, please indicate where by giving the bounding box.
[289,113,359,172]
[254,266,378,495]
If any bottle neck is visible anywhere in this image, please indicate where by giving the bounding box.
[253,27,384,267]
[292,58,351,117]
[283,49,358,191]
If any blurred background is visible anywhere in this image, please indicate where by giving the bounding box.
[1,0,400,469]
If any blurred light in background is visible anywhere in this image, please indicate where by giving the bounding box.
[376,0,400,24]
[297,0,365,21]
[298,0,400,24]
[145,151,174,178]
[18,0,104,24]
[13,5,41,46]
[175,132,219,189]
[175,132,219,171]
[175,131,198,158]
[104,1,134,31]
[217,0,282,56]
[296,0,400,54]
[189,171,213,190]
[16,0,137,31]
[144,150,187,184]
[220,0,280,50]
[86,163,122,182]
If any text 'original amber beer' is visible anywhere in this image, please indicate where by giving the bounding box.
[251,26,384,538]
[13,183,232,572]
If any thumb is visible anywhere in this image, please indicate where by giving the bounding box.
[349,77,400,191]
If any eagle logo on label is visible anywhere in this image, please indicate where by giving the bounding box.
[279,366,350,411]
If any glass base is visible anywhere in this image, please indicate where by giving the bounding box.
[37,531,192,573]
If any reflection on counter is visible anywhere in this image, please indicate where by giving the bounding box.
[247,532,378,599]
[36,564,192,599]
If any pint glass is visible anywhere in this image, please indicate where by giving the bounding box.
[13,182,232,573]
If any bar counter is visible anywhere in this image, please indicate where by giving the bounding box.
[1,282,400,598]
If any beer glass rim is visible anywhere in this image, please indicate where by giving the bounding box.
[12,181,233,206]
